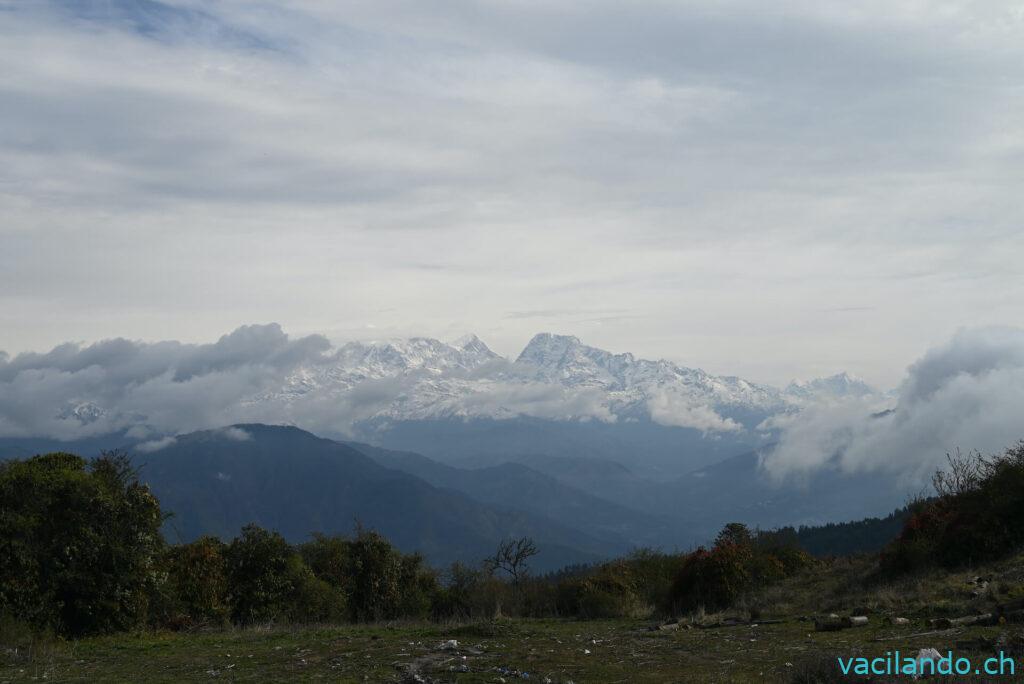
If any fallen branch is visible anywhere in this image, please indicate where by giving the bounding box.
[873,628,959,642]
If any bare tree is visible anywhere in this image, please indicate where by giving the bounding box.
[932,448,984,498]
[484,537,538,587]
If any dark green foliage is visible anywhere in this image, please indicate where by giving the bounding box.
[283,556,347,623]
[157,536,229,629]
[299,529,436,623]
[667,544,751,613]
[299,533,351,589]
[555,549,681,619]
[557,561,644,618]
[223,524,298,624]
[432,562,507,620]
[764,507,913,557]
[881,442,1024,574]
[0,452,164,636]
[344,528,437,622]
[665,523,814,614]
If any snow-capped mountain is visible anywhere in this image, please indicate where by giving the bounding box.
[251,332,857,432]
[336,335,499,379]
[515,333,785,414]
[784,372,876,402]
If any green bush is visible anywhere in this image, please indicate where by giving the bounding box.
[664,523,811,615]
[224,524,297,624]
[0,452,164,636]
[158,536,230,629]
[284,556,347,623]
[667,543,752,614]
[300,530,438,622]
[881,442,1024,575]
[433,562,507,620]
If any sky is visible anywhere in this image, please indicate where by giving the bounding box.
[2,0,1023,388]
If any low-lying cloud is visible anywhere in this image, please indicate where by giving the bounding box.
[0,324,619,439]
[646,388,741,433]
[0,324,334,439]
[765,327,1024,484]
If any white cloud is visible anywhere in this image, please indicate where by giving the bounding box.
[218,426,252,441]
[646,388,741,433]
[1,1,1023,387]
[136,436,176,453]
[765,327,1024,483]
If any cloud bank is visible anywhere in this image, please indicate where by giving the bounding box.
[765,327,1024,483]
[0,324,621,439]
[0,324,334,439]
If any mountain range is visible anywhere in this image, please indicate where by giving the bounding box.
[236,332,877,478]
[0,332,908,567]
[252,332,870,429]
[0,420,913,570]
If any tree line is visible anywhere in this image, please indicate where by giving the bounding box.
[21,442,1020,639]
[0,450,825,637]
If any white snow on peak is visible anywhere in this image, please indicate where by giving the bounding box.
[250,332,803,432]
[785,372,876,401]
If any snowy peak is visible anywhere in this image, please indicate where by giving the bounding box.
[260,332,808,431]
[515,333,636,389]
[451,333,499,365]
[337,336,497,378]
[785,372,875,401]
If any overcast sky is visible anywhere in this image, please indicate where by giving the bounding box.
[2,0,1022,388]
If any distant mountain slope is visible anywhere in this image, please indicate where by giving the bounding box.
[346,441,670,548]
[789,506,913,557]
[666,449,915,539]
[127,424,618,570]
[364,415,760,478]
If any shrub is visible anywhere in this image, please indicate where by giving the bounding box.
[667,543,752,614]
[158,536,230,629]
[664,522,811,615]
[433,562,508,620]
[224,524,297,624]
[0,452,164,636]
[284,557,347,623]
[881,441,1024,575]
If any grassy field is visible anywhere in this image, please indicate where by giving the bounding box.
[4,553,1024,683]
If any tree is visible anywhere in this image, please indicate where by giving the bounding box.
[485,537,539,588]
[160,536,229,628]
[0,451,164,636]
[715,522,752,549]
[223,524,296,624]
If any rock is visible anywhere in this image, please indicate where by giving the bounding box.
[916,647,942,674]
[889,617,910,626]
[849,616,869,627]
[814,616,848,632]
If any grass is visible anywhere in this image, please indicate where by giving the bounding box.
[3,552,1024,682]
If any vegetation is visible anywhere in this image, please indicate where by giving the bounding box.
[0,452,163,636]
[4,441,1024,681]
[881,442,1024,574]
[766,505,913,557]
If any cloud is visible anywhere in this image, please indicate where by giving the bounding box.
[764,327,1024,483]
[136,436,176,453]
[0,323,334,439]
[646,388,741,433]
[2,1,1023,387]
[218,426,252,441]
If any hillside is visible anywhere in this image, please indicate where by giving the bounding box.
[7,549,1024,682]
[131,424,618,570]
[347,441,671,549]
